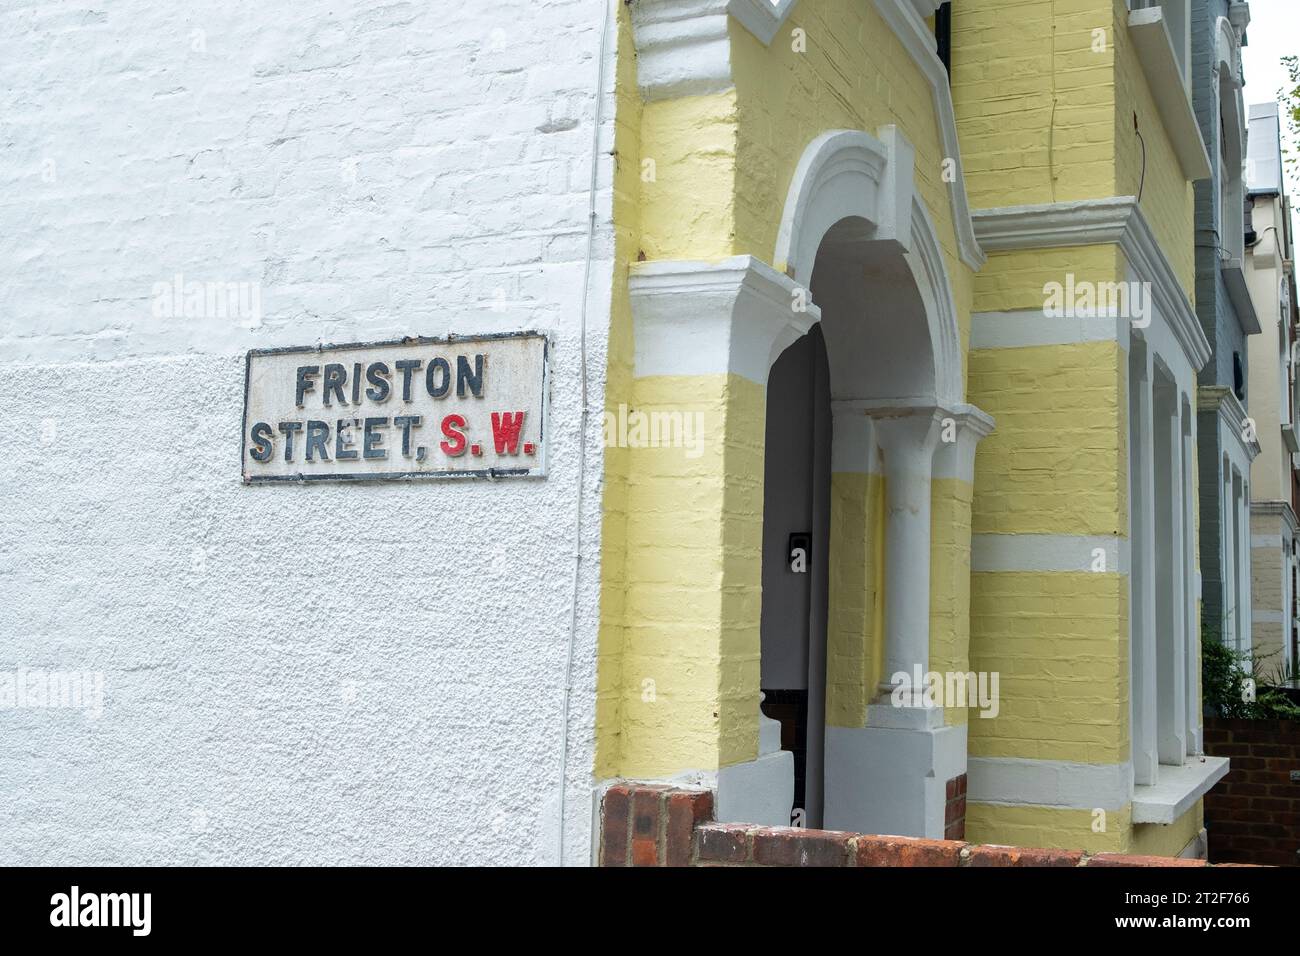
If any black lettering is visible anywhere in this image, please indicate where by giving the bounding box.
[393,414,422,458]
[351,363,363,405]
[456,354,485,398]
[365,362,391,402]
[305,420,331,462]
[395,359,422,402]
[295,366,320,407]
[322,363,348,406]
[278,420,303,462]
[426,357,451,398]
[248,422,273,462]
[363,417,389,460]
[335,419,360,460]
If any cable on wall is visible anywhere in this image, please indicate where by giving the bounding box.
[556,0,612,868]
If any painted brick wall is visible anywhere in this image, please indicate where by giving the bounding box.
[1204,717,1300,866]
[602,784,1236,867]
[1190,0,1249,391]
[1113,0,1196,300]
[953,0,1117,209]
[1190,0,1250,635]
[0,0,617,865]
[969,341,1127,536]
[1197,412,1228,638]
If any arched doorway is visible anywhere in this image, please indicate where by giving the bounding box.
[759,324,831,829]
[754,127,979,836]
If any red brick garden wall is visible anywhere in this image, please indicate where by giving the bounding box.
[601,784,1235,867]
[1203,716,1300,867]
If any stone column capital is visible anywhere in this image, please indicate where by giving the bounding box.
[933,403,995,484]
[833,400,994,483]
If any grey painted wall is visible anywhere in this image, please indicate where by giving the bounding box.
[1192,0,1251,632]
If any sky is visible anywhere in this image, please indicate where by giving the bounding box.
[1240,0,1299,196]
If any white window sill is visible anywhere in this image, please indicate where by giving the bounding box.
[1223,260,1260,334]
[1132,755,1230,824]
[1127,9,1211,181]
[1284,422,1300,456]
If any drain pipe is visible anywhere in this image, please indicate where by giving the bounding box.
[557,0,612,867]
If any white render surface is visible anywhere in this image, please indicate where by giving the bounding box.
[0,0,617,865]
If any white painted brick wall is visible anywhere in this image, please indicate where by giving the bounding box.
[0,0,616,864]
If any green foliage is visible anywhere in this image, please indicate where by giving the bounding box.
[1201,632,1300,721]
[1281,56,1300,186]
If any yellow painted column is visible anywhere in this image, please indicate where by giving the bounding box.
[615,257,817,779]
[930,407,991,728]
[617,372,767,775]
[825,407,885,729]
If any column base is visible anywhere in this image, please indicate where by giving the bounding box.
[716,751,795,827]
[823,710,967,838]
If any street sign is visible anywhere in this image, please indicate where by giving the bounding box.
[242,332,549,482]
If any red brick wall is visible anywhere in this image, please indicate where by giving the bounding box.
[601,784,1236,867]
[944,773,967,840]
[1203,717,1300,867]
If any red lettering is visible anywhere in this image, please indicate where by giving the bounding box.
[491,411,525,455]
[439,414,467,456]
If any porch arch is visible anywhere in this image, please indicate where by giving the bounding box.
[752,127,991,835]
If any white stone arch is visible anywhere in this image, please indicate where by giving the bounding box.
[774,127,963,408]
[1215,17,1245,175]
[905,197,964,409]
[626,124,990,836]
[1215,16,1246,264]
[751,125,990,838]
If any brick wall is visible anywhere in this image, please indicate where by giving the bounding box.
[944,773,968,840]
[1204,717,1300,866]
[602,784,1239,867]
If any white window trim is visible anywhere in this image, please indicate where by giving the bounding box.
[1216,15,1260,332]
[1127,3,1211,181]
[1129,348,1198,787]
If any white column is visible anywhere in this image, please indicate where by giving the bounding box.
[1233,471,1246,662]
[873,410,943,702]
[1182,405,1201,755]
[1240,479,1252,665]
[1130,347,1158,786]
[823,403,993,841]
[1222,458,1234,649]
[1155,383,1186,765]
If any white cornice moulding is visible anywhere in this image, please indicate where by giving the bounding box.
[628,255,819,383]
[932,402,996,483]
[972,196,1212,371]
[629,0,733,101]
[1227,1,1251,36]
[1198,384,1261,462]
[872,0,986,270]
[728,0,797,46]
[629,0,797,100]
[1250,499,1300,535]
[1128,8,1212,181]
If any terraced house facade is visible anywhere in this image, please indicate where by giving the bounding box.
[1246,101,1300,681]
[587,0,1239,862]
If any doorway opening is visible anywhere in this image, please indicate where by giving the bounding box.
[759,324,832,829]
